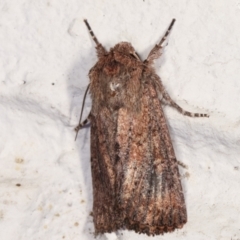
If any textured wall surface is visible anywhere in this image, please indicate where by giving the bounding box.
[0,1,240,239]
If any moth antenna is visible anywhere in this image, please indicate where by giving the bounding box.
[75,84,90,140]
[84,19,100,46]
[158,18,176,47]
[145,19,176,64]
[84,19,107,57]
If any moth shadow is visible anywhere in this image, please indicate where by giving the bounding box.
[67,50,95,235]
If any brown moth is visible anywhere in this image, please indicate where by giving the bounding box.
[75,19,208,236]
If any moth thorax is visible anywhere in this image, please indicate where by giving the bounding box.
[110,82,120,92]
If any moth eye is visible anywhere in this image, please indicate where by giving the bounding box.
[130,52,140,60]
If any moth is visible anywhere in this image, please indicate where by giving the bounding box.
[75,19,208,236]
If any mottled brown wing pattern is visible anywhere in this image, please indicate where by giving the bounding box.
[88,59,187,235]
[115,79,187,235]
[90,108,120,234]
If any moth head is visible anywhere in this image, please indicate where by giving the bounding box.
[113,42,141,61]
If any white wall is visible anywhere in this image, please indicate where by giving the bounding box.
[0,1,239,239]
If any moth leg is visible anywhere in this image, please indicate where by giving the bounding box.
[75,114,91,131]
[161,90,209,117]
[84,19,107,57]
[145,19,176,64]
[74,114,91,140]
[177,160,188,169]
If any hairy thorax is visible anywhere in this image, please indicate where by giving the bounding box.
[89,42,145,115]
